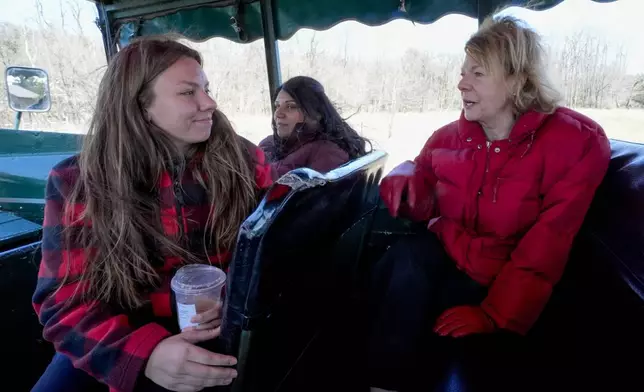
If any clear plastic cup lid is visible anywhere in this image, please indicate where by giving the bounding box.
[171,264,227,295]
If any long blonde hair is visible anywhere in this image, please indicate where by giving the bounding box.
[65,37,257,309]
[465,14,563,114]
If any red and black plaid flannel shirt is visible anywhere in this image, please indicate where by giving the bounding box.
[33,143,274,392]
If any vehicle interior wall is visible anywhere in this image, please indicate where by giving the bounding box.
[0,129,82,223]
[0,129,80,391]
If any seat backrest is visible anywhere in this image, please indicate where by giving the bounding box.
[219,150,387,392]
[525,139,644,391]
[533,140,644,326]
[566,140,644,343]
[579,139,644,299]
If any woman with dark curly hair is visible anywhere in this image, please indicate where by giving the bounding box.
[259,76,371,177]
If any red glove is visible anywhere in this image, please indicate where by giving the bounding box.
[433,306,496,338]
[379,160,417,218]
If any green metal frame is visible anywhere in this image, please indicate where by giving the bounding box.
[259,0,281,106]
[93,0,238,21]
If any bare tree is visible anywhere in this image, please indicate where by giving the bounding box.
[66,0,85,36]
[552,29,628,108]
[306,32,321,70]
[631,75,644,107]
[21,24,38,66]
[0,23,22,67]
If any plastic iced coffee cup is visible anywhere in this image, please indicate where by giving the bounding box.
[171,264,227,331]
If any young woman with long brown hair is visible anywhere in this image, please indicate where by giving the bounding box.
[31,37,273,392]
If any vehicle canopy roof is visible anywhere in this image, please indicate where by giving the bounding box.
[88,0,617,46]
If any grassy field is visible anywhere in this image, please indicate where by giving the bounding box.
[8,108,643,175]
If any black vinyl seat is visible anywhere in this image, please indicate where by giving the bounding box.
[219,150,388,392]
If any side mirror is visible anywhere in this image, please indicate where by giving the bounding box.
[4,66,51,112]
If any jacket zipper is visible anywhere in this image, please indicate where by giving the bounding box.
[485,142,503,204]
[470,142,491,231]
[478,141,491,195]
[492,177,500,203]
[473,133,534,227]
[483,141,491,174]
